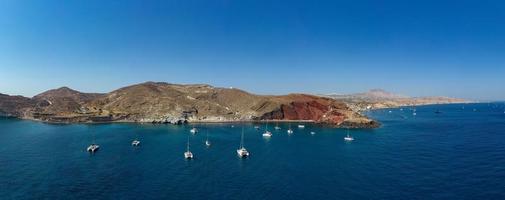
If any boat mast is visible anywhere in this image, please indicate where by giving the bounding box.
[206,129,209,141]
[187,135,190,152]
[240,127,245,149]
[92,129,95,144]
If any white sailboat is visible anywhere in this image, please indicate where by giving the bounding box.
[287,124,294,134]
[344,128,354,141]
[190,127,198,134]
[274,122,281,130]
[262,122,272,137]
[205,130,211,147]
[237,127,249,158]
[131,132,140,146]
[184,135,193,159]
[298,124,305,128]
[87,131,99,153]
[87,144,99,153]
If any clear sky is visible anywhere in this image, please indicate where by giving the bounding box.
[1,0,504,100]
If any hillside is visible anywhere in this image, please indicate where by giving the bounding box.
[323,89,469,110]
[0,82,379,128]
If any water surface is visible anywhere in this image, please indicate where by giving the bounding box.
[1,103,504,199]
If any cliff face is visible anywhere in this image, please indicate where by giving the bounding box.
[0,82,379,128]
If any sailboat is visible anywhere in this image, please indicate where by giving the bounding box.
[237,127,249,158]
[274,122,281,130]
[131,132,140,146]
[287,124,294,134]
[190,127,198,134]
[205,130,211,147]
[87,131,99,153]
[344,128,354,141]
[184,135,193,159]
[262,122,272,137]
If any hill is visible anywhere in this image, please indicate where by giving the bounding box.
[323,89,469,110]
[0,82,379,128]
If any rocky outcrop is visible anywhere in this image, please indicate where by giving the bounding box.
[0,82,379,128]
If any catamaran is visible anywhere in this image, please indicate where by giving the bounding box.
[237,127,249,158]
[262,122,272,137]
[87,144,99,153]
[87,131,99,153]
[131,132,140,146]
[184,135,193,159]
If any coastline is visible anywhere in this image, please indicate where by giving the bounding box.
[10,117,379,128]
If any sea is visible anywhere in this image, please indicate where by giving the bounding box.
[1,103,504,199]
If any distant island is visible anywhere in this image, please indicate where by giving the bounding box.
[0,82,379,128]
[321,89,470,112]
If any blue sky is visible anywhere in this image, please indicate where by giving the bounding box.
[0,0,504,100]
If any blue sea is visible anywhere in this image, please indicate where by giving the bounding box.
[1,103,505,199]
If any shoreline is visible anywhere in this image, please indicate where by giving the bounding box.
[7,117,380,128]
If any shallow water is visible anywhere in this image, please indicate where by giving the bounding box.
[1,103,504,199]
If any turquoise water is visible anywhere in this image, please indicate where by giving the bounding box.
[1,103,505,199]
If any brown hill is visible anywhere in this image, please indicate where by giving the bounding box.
[0,82,379,128]
[32,87,104,115]
[0,93,36,117]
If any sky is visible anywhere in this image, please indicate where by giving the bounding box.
[0,0,504,100]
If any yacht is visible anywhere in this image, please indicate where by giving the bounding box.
[254,125,260,130]
[87,144,100,153]
[344,129,354,141]
[190,127,198,134]
[131,140,140,146]
[184,136,193,159]
[298,124,305,128]
[237,127,249,158]
[310,131,316,135]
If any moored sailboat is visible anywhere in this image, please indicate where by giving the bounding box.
[237,127,249,158]
[184,135,193,159]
